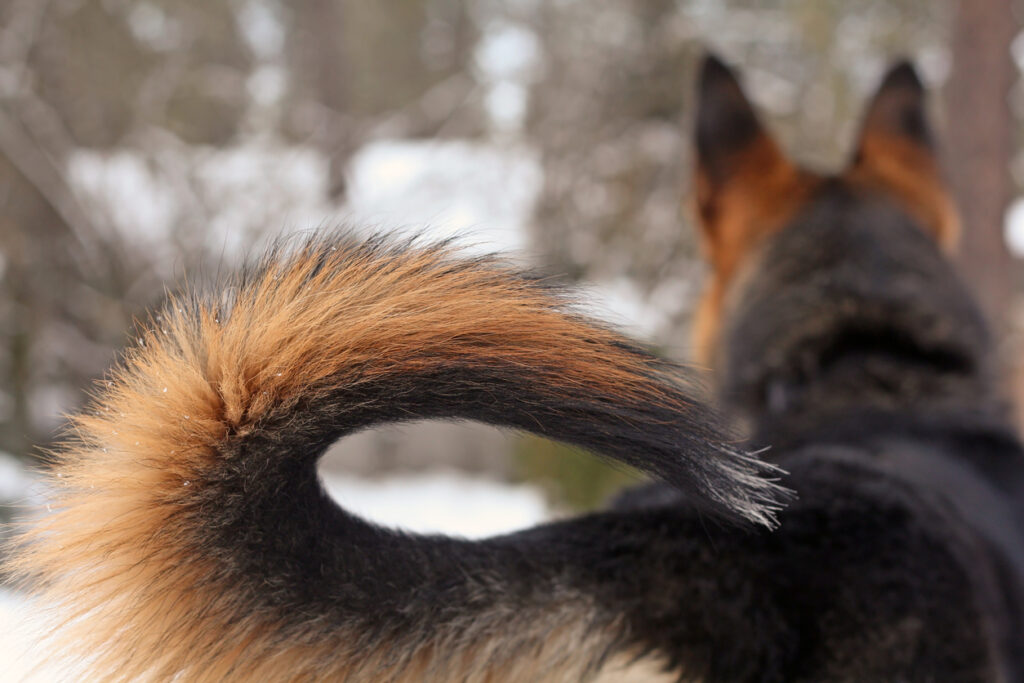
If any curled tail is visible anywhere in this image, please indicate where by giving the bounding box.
[9,234,784,681]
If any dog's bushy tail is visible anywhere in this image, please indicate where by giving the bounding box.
[8,235,784,681]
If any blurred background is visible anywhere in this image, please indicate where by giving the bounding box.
[1,0,1024,541]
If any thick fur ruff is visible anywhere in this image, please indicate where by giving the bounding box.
[6,234,783,681]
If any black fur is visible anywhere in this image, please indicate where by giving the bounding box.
[672,53,1024,677]
[722,181,993,433]
[589,57,1024,680]
[696,54,766,184]
[858,59,934,149]
[702,179,1024,680]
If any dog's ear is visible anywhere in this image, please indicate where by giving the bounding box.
[694,55,792,223]
[692,54,811,366]
[695,55,773,189]
[849,61,959,249]
[693,55,802,241]
[856,62,933,151]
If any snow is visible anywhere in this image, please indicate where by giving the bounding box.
[321,471,549,538]
[237,0,286,60]
[581,278,672,341]
[0,453,40,504]
[475,22,540,81]
[346,139,542,257]
[475,21,540,133]
[66,141,336,268]
[65,133,544,274]
[127,3,183,53]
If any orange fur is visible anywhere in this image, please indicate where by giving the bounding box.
[849,132,960,251]
[6,238,743,681]
[692,135,819,365]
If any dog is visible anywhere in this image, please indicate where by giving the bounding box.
[599,54,1022,680]
[6,55,1023,682]
[683,55,1024,680]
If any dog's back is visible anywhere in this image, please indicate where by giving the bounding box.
[728,182,1024,678]
[692,55,1024,679]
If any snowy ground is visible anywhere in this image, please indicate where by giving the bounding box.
[320,470,549,538]
[0,456,551,682]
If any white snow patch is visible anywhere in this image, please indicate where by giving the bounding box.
[475,22,541,133]
[475,22,541,82]
[0,452,46,507]
[127,3,183,52]
[346,139,542,257]
[485,80,529,131]
[321,472,549,538]
[66,140,337,268]
[581,278,669,341]
[238,0,285,60]
[68,137,543,269]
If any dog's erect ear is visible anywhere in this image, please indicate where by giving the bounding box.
[849,61,960,249]
[695,55,772,187]
[693,55,795,231]
[692,54,811,367]
[856,61,933,151]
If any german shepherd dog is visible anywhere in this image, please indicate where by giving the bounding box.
[676,55,1024,680]
[6,57,1023,682]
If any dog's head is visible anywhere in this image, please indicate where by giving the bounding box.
[690,55,991,424]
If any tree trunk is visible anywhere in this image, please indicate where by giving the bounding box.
[943,0,1017,340]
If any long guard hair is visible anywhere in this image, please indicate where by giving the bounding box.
[6,234,784,681]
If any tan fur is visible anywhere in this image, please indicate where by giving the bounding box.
[7,240,708,681]
[692,135,819,365]
[849,132,961,251]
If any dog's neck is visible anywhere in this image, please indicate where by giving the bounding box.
[716,190,1010,450]
[740,329,1008,450]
